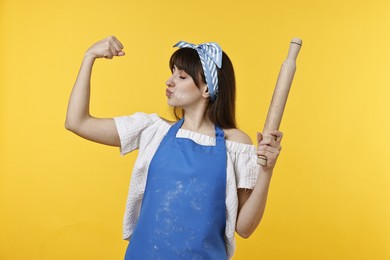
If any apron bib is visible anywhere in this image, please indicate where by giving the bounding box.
[125,118,228,259]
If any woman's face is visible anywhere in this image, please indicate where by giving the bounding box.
[165,66,207,108]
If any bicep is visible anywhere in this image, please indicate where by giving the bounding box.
[68,117,120,147]
[237,188,252,212]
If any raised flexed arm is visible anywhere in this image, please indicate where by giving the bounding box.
[65,36,125,146]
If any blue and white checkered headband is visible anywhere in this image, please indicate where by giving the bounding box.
[173,41,222,102]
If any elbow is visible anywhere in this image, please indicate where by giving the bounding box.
[238,232,251,239]
[64,119,78,133]
[236,230,253,239]
[236,225,255,239]
[64,119,73,131]
[65,115,90,134]
[64,121,71,131]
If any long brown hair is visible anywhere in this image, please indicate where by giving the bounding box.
[169,48,237,129]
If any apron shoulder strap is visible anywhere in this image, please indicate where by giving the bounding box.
[214,125,226,147]
[165,118,185,137]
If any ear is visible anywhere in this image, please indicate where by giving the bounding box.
[201,84,210,99]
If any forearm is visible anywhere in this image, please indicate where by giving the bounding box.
[236,168,273,238]
[65,55,96,131]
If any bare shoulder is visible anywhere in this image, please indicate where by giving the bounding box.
[223,128,253,145]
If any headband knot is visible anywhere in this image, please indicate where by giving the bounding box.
[173,41,222,102]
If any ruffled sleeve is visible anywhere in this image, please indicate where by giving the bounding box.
[226,141,260,189]
[224,141,261,257]
[114,112,158,155]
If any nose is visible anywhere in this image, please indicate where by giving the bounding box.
[166,75,174,87]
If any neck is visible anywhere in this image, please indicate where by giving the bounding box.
[181,108,213,134]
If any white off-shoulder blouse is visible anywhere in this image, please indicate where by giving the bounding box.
[114,112,260,258]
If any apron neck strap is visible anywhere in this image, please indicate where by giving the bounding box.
[166,118,225,144]
[166,118,185,137]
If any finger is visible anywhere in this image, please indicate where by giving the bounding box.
[256,132,263,145]
[267,141,282,151]
[259,135,274,145]
[258,149,280,165]
[259,141,282,155]
[109,44,118,56]
[267,145,281,154]
[111,38,124,53]
[266,151,280,163]
[257,144,269,156]
[104,49,114,59]
[109,37,121,54]
[261,132,283,147]
[270,130,283,142]
[111,35,124,49]
[108,37,124,57]
[258,144,275,154]
[112,48,118,56]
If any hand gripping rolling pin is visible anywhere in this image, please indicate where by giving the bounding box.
[257,38,302,166]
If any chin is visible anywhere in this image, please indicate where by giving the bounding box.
[167,97,199,108]
[167,99,182,107]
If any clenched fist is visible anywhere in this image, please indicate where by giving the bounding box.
[85,36,125,59]
[257,130,283,172]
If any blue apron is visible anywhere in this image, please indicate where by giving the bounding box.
[125,118,228,259]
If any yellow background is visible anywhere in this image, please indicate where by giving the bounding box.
[1,0,389,259]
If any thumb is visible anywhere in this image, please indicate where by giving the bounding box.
[256,132,263,145]
[117,51,125,56]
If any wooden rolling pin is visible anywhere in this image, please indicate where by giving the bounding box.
[258,38,302,166]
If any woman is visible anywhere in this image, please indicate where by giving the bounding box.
[65,36,283,259]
